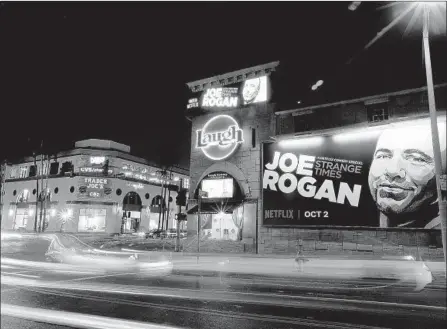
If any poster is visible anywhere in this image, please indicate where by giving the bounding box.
[262,118,446,229]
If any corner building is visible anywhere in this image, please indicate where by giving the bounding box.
[1,139,189,234]
[185,61,446,258]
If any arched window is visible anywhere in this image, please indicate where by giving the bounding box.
[151,195,166,208]
[123,191,142,206]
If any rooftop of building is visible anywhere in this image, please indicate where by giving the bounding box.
[4,139,189,176]
[186,61,280,93]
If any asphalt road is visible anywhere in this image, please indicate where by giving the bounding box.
[1,238,446,329]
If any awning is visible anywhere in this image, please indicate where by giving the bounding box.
[186,200,245,215]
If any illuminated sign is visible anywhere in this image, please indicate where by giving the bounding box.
[90,156,106,165]
[201,88,239,108]
[189,75,270,109]
[80,167,113,174]
[127,182,144,190]
[196,115,243,161]
[187,98,199,109]
[78,177,112,199]
[242,76,268,105]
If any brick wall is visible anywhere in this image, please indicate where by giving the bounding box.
[257,228,443,259]
[277,85,447,136]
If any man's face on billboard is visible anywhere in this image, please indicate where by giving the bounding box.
[368,124,446,221]
[243,78,261,103]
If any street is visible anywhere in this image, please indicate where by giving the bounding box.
[1,248,446,329]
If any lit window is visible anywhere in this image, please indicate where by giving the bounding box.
[9,167,17,179]
[39,163,49,176]
[19,166,28,178]
[78,208,106,232]
[17,190,30,203]
[14,208,30,230]
[183,178,190,189]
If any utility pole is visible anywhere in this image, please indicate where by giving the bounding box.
[422,3,447,268]
[33,152,39,232]
[158,180,164,230]
[38,144,44,233]
[0,161,6,226]
[162,176,168,230]
[42,155,50,232]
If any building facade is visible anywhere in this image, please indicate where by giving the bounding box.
[1,139,189,234]
[184,61,446,258]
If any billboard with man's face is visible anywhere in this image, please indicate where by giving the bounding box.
[262,117,446,229]
[187,76,270,110]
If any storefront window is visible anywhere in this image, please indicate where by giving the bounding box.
[78,208,106,232]
[14,208,29,230]
[19,166,28,178]
[17,190,30,203]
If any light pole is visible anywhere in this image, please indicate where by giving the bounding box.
[421,2,447,266]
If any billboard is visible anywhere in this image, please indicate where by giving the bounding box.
[201,172,234,199]
[187,76,270,110]
[262,117,446,229]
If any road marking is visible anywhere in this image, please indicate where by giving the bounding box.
[1,303,183,329]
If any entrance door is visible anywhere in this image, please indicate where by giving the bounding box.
[122,192,142,233]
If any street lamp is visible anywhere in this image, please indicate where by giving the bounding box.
[353,2,446,266]
[420,2,447,266]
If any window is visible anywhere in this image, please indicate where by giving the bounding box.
[78,208,106,232]
[17,190,30,203]
[183,178,190,189]
[19,166,28,178]
[294,113,316,132]
[9,167,18,179]
[39,162,49,176]
[50,162,60,175]
[70,186,75,193]
[14,208,30,230]
[29,165,37,177]
[367,103,389,122]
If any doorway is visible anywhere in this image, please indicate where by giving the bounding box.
[122,192,142,233]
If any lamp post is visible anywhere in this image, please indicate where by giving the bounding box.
[351,1,446,269]
[421,2,447,266]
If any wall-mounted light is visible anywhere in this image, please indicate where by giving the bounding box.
[332,129,381,143]
[279,136,324,148]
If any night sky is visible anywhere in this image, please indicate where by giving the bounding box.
[1,1,446,169]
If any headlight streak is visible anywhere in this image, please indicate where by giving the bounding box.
[3,286,444,329]
[2,274,444,312]
[0,303,184,329]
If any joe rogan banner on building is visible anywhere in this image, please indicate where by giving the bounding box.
[262,117,446,229]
